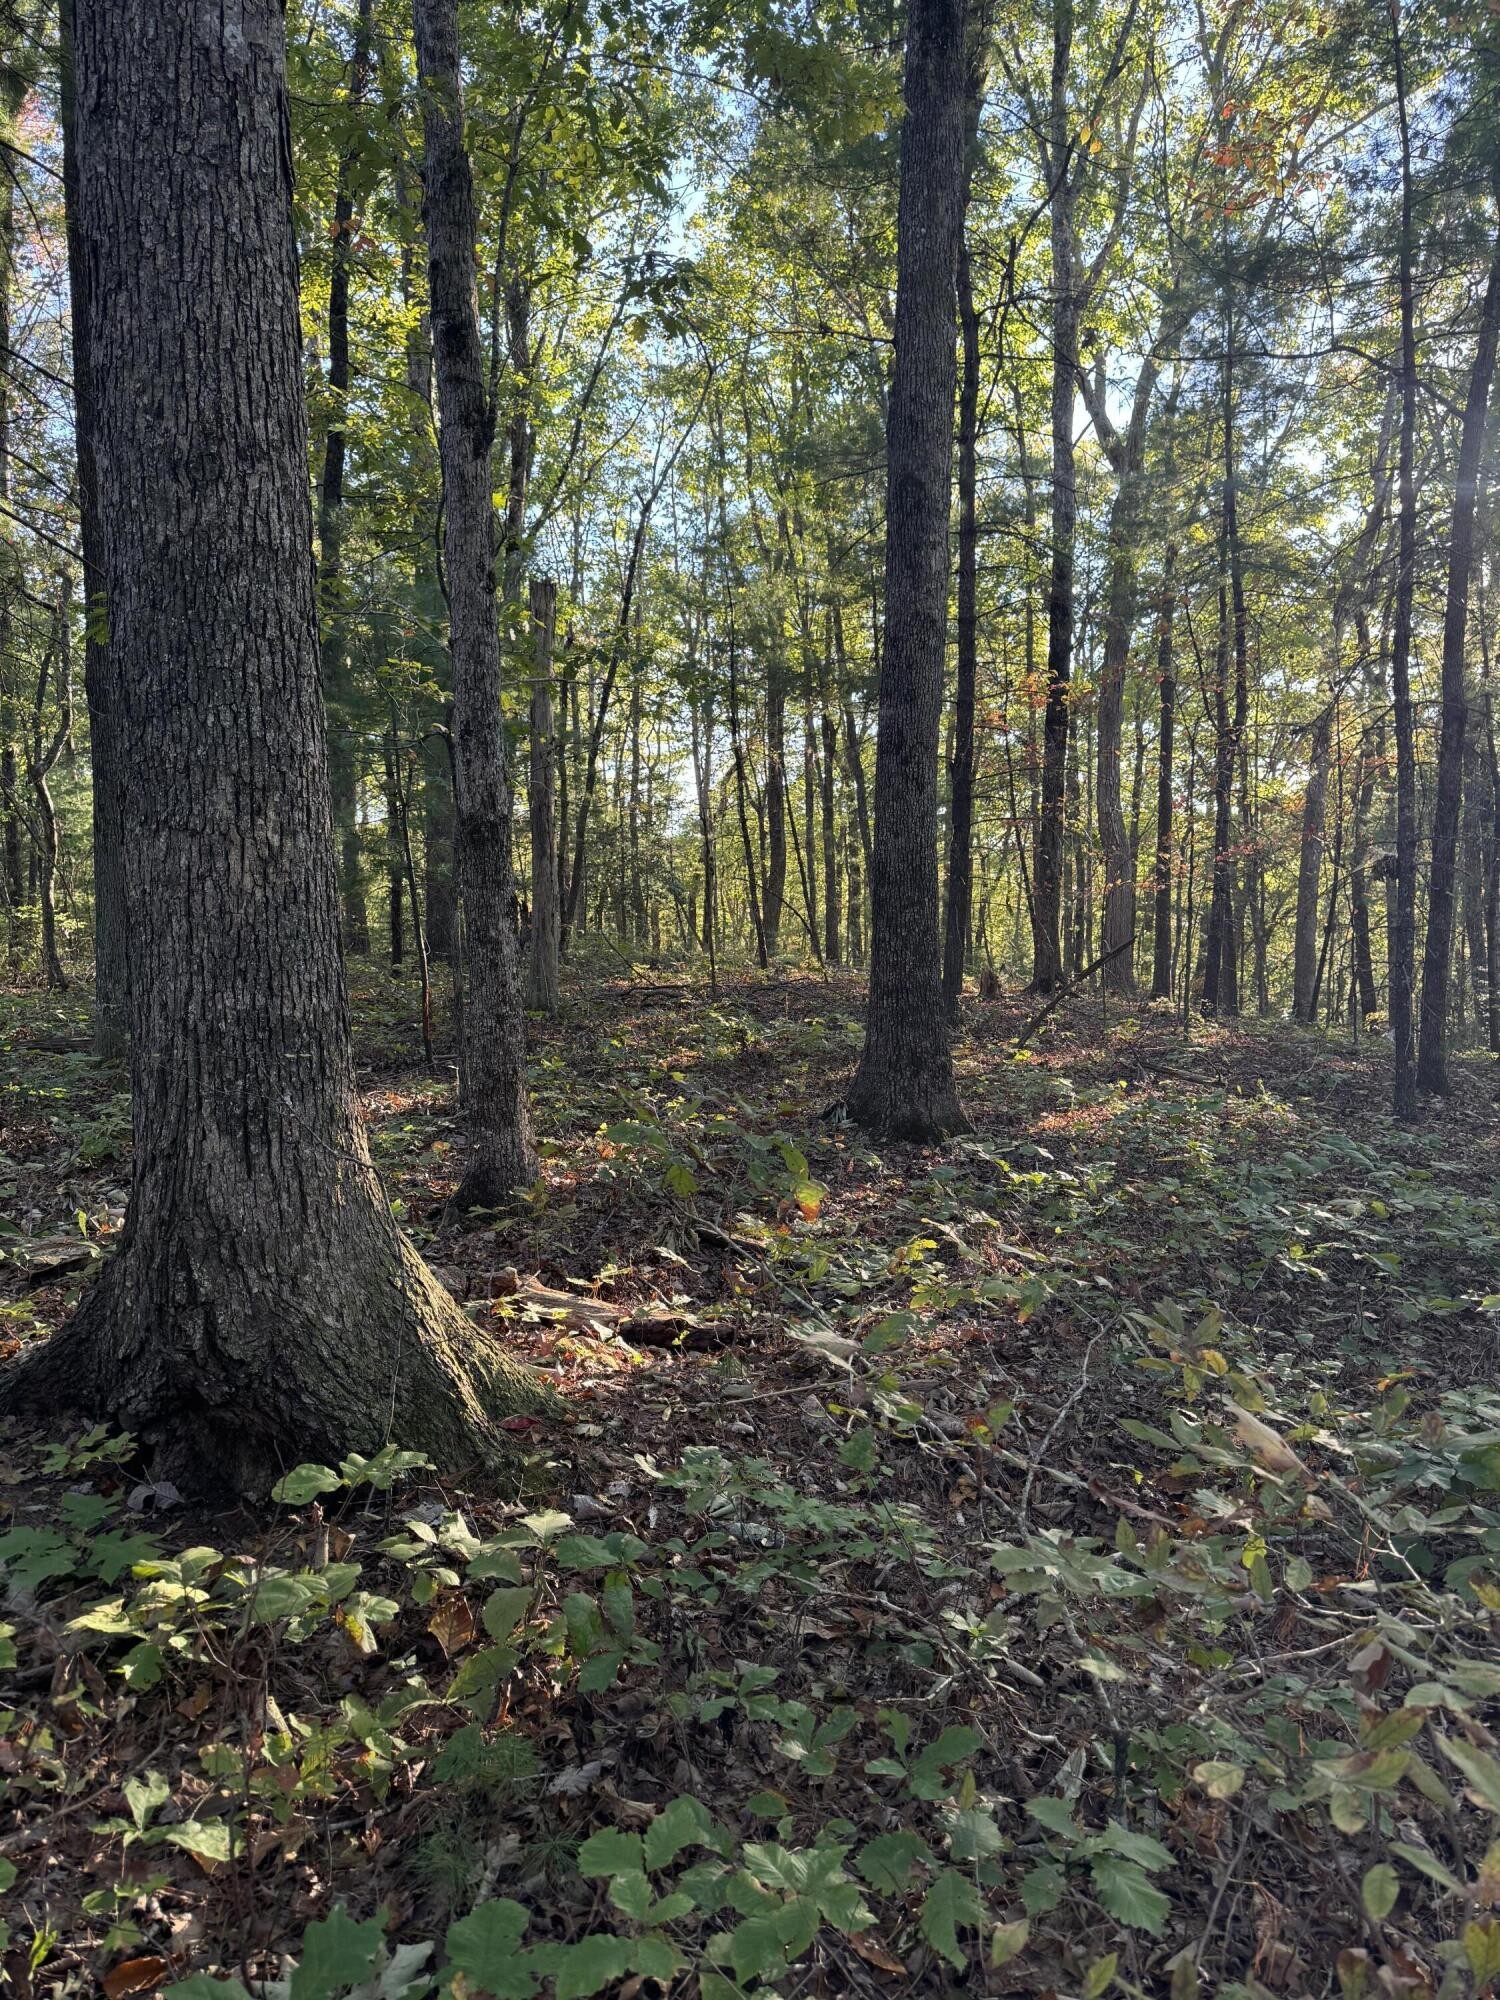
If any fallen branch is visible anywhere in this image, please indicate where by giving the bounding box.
[1014,936,1136,1049]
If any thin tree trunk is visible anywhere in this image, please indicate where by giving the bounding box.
[526,577,560,1013]
[1388,7,1419,1119]
[1150,544,1178,999]
[1416,211,1500,1090]
[1292,700,1334,1022]
[0,0,547,1491]
[317,0,375,956]
[28,591,71,992]
[61,0,125,1050]
[1031,0,1076,994]
[416,0,536,1205]
[942,77,983,1016]
[845,0,968,1140]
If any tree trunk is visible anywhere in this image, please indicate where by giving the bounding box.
[61,0,126,1050]
[1031,0,1076,995]
[383,728,405,970]
[845,0,968,1141]
[0,0,547,1493]
[942,140,982,1018]
[1388,8,1419,1118]
[1149,546,1178,999]
[1416,214,1500,1091]
[1203,310,1242,1016]
[28,591,72,992]
[416,0,536,1206]
[1349,720,1381,1020]
[1292,702,1333,1022]
[526,578,560,1013]
[316,0,375,956]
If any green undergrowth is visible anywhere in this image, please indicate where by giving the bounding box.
[4,983,1500,1995]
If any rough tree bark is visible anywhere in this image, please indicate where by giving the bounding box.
[1416,208,1500,1092]
[416,0,537,1206]
[0,0,548,1493]
[845,0,968,1141]
[526,577,561,1013]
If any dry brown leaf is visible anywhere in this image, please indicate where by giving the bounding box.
[426,1593,477,1659]
[1227,1401,1311,1478]
[848,1933,907,1977]
[103,1957,171,2000]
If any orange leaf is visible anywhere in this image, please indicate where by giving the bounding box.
[104,1958,171,2000]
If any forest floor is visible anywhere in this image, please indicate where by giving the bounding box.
[3,965,1500,2000]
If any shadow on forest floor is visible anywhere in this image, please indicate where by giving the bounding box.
[3,969,1500,1997]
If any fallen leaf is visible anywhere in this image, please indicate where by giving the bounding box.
[1227,1402,1310,1478]
[103,1958,171,2000]
[848,1932,907,1976]
[426,1593,477,1659]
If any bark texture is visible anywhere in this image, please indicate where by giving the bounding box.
[0,0,549,1493]
[416,0,536,1206]
[846,0,968,1141]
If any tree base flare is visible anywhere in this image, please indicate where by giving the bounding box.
[0,1235,556,1498]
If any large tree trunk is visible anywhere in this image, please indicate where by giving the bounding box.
[416,0,536,1206]
[1416,215,1500,1091]
[526,578,560,1013]
[0,0,547,1493]
[1292,701,1333,1022]
[317,0,375,957]
[61,0,126,1051]
[1030,0,1076,995]
[845,0,968,1141]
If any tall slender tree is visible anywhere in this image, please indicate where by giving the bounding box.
[415,0,537,1206]
[845,0,968,1140]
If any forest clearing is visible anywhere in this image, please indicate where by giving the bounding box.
[2,0,1500,1993]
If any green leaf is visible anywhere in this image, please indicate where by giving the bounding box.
[271,1463,343,1505]
[1436,1732,1500,1814]
[481,1587,532,1639]
[1020,1862,1065,1915]
[123,1770,170,1831]
[1025,1793,1080,1839]
[856,1830,933,1892]
[443,1899,534,1998]
[289,1907,383,2000]
[630,1935,685,1980]
[1192,1760,1245,1800]
[1465,1917,1500,1985]
[1091,1854,1170,1935]
[991,1917,1029,1966]
[577,1827,645,1877]
[1389,1840,1461,1893]
[577,1648,626,1692]
[919,1868,985,1970]
[165,1819,234,1864]
[642,1794,723,1871]
[552,1936,636,2000]
[0,1859,14,1894]
[1362,1862,1399,1922]
[519,1509,572,1541]
[717,1914,788,1984]
[1099,1821,1173,1872]
[1083,1953,1119,1998]
[607,1870,653,1921]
